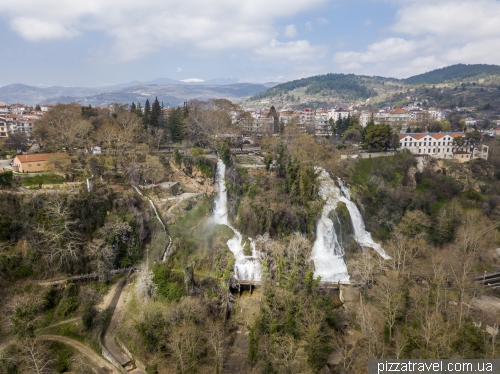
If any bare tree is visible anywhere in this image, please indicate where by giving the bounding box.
[135,269,158,303]
[206,320,227,374]
[34,195,82,270]
[22,339,54,374]
[376,276,402,340]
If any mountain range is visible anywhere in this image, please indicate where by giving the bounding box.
[0,78,278,107]
[1,64,500,109]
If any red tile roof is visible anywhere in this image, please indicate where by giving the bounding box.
[14,152,69,164]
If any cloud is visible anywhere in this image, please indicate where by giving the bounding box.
[333,0,500,77]
[284,24,298,38]
[305,21,313,31]
[177,67,183,73]
[364,19,372,26]
[255,39,327,62]
[11,17,79,41]
[0,0,327,62]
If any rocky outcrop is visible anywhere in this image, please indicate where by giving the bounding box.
[169,160,217,194]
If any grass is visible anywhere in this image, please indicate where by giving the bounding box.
[235,155,258,164]
[20,173,67,186]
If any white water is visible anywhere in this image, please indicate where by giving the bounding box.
[132,185,173,262]
[311,169,350,283]
[213,159,261,281]
[337,180,390,260]
[311,169,389,283]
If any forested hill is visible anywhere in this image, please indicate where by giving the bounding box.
[403,64,500,85]
[249,73,385,102]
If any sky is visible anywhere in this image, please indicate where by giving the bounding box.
[1,0,500,87]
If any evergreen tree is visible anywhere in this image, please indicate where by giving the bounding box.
[150,97,162,127]
[135,102,143,117]
[168,107,184,143]
[35,104,41,111]
[130,102,136,113]
[144,99,151,125]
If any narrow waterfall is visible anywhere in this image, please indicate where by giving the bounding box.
[311,169,389,283]
[213,159,261,281]
[337,180,390,260]
[132,185,173,262]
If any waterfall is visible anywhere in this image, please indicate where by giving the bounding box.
[311,169,350,283]
[213,159,261,281]
[337,180,390,260]
[311,169,389,283]
[132,185,173,262]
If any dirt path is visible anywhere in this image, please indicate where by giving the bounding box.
[102,274,145,374]
[102,278,131,368]
[39,335,120,374]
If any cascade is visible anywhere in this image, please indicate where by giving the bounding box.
[311,169,389,283]
[213,159,261,281]
[132,185,172,262]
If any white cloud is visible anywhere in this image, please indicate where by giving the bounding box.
[333,0,500,77]
[305,21,313,31]
[0,0,327,62]
[284,24,298,38]
[11,17,79,41]
[255,39,327,62]
[177,67,183,72]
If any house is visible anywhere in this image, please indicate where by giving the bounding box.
[12,152,70,173]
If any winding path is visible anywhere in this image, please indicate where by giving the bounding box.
[39,335,120,374]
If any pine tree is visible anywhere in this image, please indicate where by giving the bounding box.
[168,107,184,143]
[150,97,161,127]
[135,102,143,117]
[130,102,136,113]
[144,99,151,125]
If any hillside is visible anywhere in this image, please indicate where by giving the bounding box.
[243,64,500,109]
[403,64,500,85]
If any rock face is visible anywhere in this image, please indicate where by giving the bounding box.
[169,160,217,194]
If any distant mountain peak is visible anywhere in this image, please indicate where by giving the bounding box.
[180,78,205,83]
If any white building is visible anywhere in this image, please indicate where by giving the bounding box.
[398,133,480,160]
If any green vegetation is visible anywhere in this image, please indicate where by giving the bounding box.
[20,173,66,186]
[251,73,378,101]
[403,63,500,85]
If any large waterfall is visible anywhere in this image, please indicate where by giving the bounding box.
[213,159,261,281]
[311,169,389,283]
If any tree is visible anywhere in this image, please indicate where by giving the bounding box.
[33,104,93,152]
[167,107,185,143]
[35,104,41,111]
[144,99,151,125]
[363,124,396,151]
[150,97,162,128]
[23,338,54,374]
[34,195,82,270]
[130,102,136,113]
[5,132,30,152]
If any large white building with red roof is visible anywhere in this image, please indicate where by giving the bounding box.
[399,133,470,159]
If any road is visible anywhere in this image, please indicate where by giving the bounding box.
[0,159,12,171]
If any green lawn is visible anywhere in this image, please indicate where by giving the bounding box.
[21,173,67,186]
